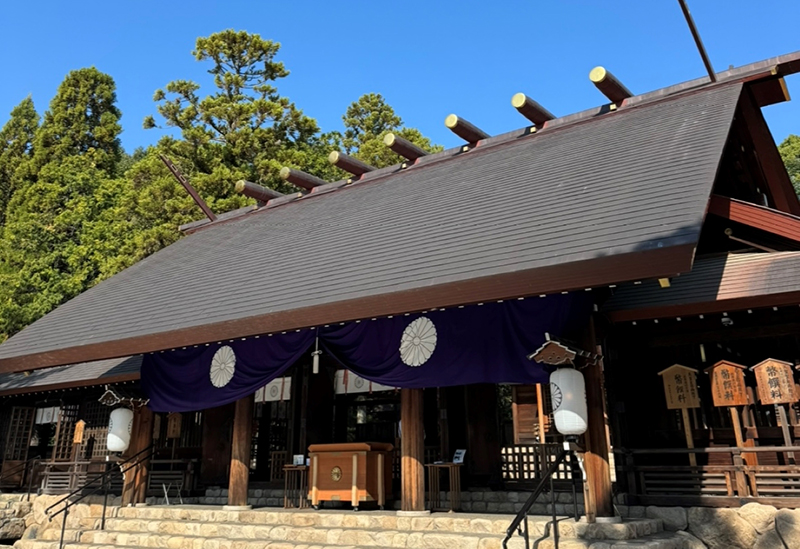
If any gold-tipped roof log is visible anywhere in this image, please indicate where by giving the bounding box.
[234,180,284,203]
[444,114,489,143]
[589,66,633,103]
[328,151,375,176]
[511,93,556,126]
[279,167,328,190]
[383,133,428,161]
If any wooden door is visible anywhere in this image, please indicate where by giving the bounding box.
[3,406,35,460]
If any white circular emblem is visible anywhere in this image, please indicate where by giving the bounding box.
[400,317,437,367]
[210,346,236,388]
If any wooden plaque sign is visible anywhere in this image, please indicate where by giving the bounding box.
[705,360,748,407]
[73,420,86,444]
[166,412,182,439]
[658,364,700,409]
[751,358,797,405]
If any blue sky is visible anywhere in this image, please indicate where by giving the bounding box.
[1,1,799,153]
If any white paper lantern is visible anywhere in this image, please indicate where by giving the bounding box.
[549,368,588,436]
[107,407,134,452]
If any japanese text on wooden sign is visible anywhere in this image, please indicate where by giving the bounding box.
[707,361,748,407]
[167,412,182,439]
[752,359,797,405]
[73,420,86,444]
[658,365,700,409]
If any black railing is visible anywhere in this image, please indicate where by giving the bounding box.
[0,455,41,500]
[502,440,584,549]
[46,445,155,549]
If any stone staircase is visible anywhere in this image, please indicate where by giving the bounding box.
[0,494,31,541]
[12,503,709,549]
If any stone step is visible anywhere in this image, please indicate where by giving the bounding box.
[110,508,661,540]
[15,542,377,549]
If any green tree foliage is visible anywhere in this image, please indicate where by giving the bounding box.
[30,68,122,175]
[0,69,125,340]
[341,93,442,168]
[0,97,39,224]
[779,135,800,194]
[144,29,324,206]
[0,31,442,341]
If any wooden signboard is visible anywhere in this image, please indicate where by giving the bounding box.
[753,358,797,464]
[72,420,86,444]
[705,360,748,407]
[658,365,700,466]
[166,412,182,439]
[751,358,797,405]
[658,364,700,409]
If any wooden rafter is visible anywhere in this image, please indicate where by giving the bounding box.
[736,91,800,216]
[708,194,800,245]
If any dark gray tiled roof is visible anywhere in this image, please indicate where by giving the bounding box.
[0,355,140,395]
[603,252,800,320]
[0,83,744,370]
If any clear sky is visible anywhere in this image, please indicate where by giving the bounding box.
[1,1,799,153]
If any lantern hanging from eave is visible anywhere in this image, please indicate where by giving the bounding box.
[107,407,134,452]
[549,367,588,436]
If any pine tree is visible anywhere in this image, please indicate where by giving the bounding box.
[0,97,39,224]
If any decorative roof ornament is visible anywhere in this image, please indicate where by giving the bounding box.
[400,317,437,367]
[210,346,236,388]
[527,333,602,366]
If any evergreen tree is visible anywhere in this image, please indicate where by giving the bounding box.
[144,29,323,207]
[779,135,800,194]
[0,69,125,340]
[0,97,39,224]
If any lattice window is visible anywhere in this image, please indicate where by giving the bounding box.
[52,404,79,461]
[3,407,35,461]
[77,401,112,460]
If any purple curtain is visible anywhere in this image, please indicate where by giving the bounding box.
[142,294,590,412]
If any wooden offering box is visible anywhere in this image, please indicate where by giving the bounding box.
[308,442,393,510]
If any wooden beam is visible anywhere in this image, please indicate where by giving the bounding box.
[511,93,555,126]
[383,133,428,161]
[748,77,791,107]
[708,194,800,244]
[228,393,254,507]
[444,115,489,143]
[400,388,425,512]
[234,180,284,204]
[327,152,375,177]
[737,91,800,216]
[279,167,327,190]
[589,67,632,104]
[582,319,614,520]
[160,155,217,222]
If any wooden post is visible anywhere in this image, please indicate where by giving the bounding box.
[536,384,547,443]
[121,406,153,506]
[583,359,614,519]
[401,388,425,512]
[680,409,697,467]
[776,405,796,464]
[227,394,255,507]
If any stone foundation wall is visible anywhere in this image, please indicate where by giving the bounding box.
[0,495,31,540]
[617,503,800,549]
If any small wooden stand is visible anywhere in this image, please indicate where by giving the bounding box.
[425,463,462,512]
[283,465,309,509]
[658,365,701,467]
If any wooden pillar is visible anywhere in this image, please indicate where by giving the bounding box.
[401,388,425,512]
[582,320,614,520]
[121,405,153,506]
[227,394,255,507]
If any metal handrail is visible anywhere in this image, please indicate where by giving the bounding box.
[48,446,155,549]
[44,444,152,516]
[502,440,584,549]
[0,455,41,500]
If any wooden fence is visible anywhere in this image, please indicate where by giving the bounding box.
[617,446,800,508]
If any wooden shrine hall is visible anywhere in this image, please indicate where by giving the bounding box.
[3,50,800,519]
